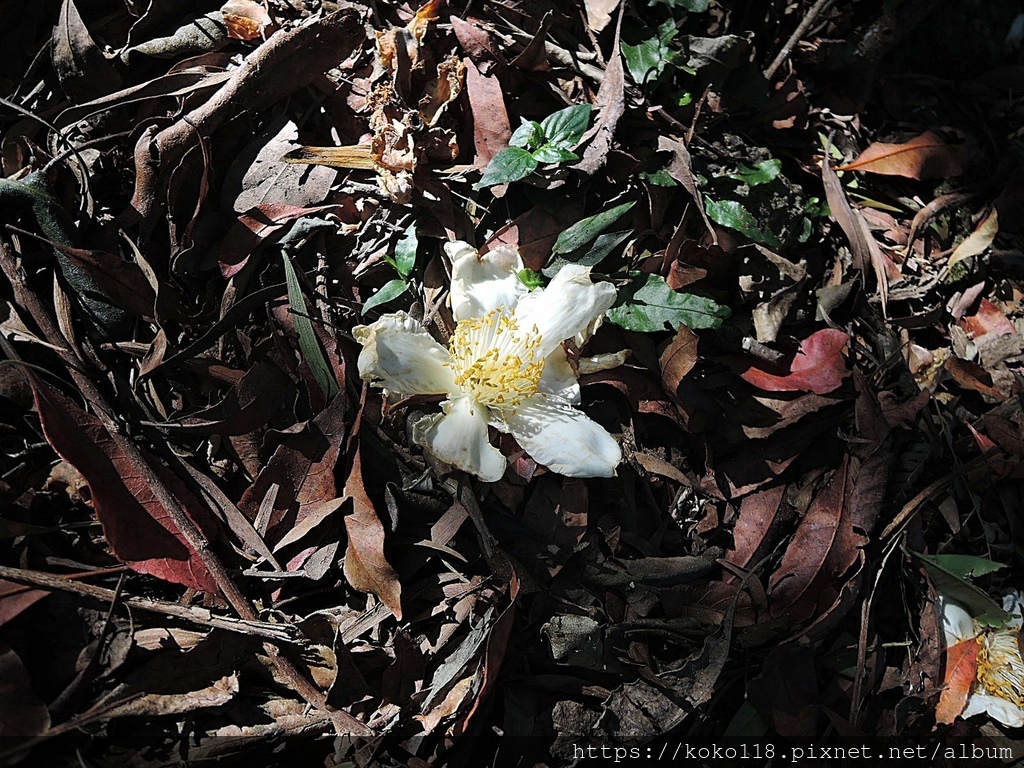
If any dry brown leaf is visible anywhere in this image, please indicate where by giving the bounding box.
[659,325,698,395]
[221,1,273,41]
[839,130,965,179]
[343,447,403,619]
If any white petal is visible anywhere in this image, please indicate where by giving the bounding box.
[410,396,506,482]
[446,241,528,321]
[940,598,977,647]
[963,692,1024,727]
[514,264,617,357]
[538,347,580,404]
[354,312,455,396]
[505,394,620,478]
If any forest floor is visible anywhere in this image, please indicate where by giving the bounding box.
[3,0,1024,765]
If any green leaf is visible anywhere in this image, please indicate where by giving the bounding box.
[621,20,679,85]
[543,229,632,277]
[639,168,678,187]
[651,0,710,9]
[540,104,592,148]
[392,221,418,278]
[729,158,782,187]
[911,550,1010,627]
[607,273,730,332]
[361,278,408,315]
[282,251,339,400]
[553,201,635,255]
[476,147,538,189]
[509,119,544,150]
[705,198,782,249]
[517,268,544,289]
[532,145,578,164]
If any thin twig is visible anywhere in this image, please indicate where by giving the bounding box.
[0,565,297,642]
[764,0,834,80]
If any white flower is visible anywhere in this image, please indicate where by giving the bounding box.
[941,592,1024,727]
[353,241,622,482]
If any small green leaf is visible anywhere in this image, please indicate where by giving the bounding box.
[705,198,782,249]
[509,119,544,150]
[729,158,782,187]
[639,168,678,187]
[392,221,418,278]
[282,252,339,400]
[607,273,730,332]
[476,147,538,189]
[553,201,635,255]
[361,278,408,315]
[517,268,544,289]
[532,145,578,164]
[540,104,592,148]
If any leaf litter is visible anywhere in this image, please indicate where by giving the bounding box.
[2,0,1024,765]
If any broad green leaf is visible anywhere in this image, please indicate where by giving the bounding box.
[540,104,592,148]
[911,550,1009,627]
[639,168,678,187]
[392,221,418,278]
[543,229,632,277]
[509,119,544,150]
[622,20,679,85]
[517,268,544,289]
[282,251,339,399]
[553,202,635,255]
[729,158,782,187]
[476,147,538,189]
[607,273,730,332]
[705,198,782,249]
[532,145,578,164]
[606,274,729,331]
[361,278,408,315]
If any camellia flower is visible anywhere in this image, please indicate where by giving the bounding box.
[353,241,622,482]
[939,592,1024,727]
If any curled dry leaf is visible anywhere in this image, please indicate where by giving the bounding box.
[221,1,273,41]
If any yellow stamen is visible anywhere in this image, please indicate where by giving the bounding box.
[447,308,543,409]
[976,627,1024,706]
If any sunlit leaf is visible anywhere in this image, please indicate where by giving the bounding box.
[540,103,592,148]
[361,279,408,315]
[607,273,730,332]
[476,147,538,189]
[282,251,339,399]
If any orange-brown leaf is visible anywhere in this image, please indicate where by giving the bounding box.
[343,448,403,619]
[839,131,964,180]
[221,0,272,41]
[660,325,698,396]
[936,637,979,724]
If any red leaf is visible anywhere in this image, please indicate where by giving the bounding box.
[0,581,49,628]
[660,326,698,396]
[740,329,849,395]
[32,382,220,592]
[463,58,511,166]
[936,637,979,724]
[960,298,1016,338]
[342,447,403,619]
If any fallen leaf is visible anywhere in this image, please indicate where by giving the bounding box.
[946,209,998,275]
[463,57,511,166]
[822,155,891,314]
[935,637,979,724]
[221,0,273,41]
[960,297,1016,338]
[0,644,49,757]
[839,131,965,180]
[343,446,403,619]
[32,381,221,592]
[578,11,625,175]
[740,329,850,395]
[659,325,698,395]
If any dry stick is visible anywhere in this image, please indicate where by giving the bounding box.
[0,565,296,643]
[764,0,834,80]
[0,245,371,737]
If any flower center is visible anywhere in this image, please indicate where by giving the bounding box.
[977,628,1024,706]
[447,308,544,409]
